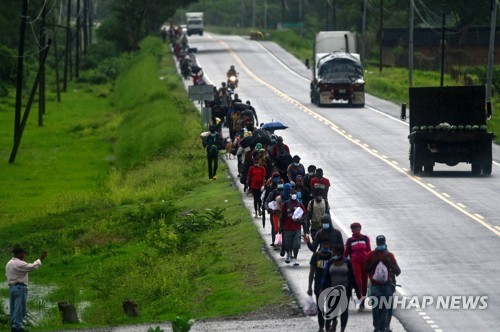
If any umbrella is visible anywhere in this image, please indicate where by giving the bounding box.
[261,121,288,132]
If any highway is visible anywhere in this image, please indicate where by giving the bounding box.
[186,34,500,332]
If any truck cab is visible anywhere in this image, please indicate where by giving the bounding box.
[186,12,204,36]
[308,31,365,107]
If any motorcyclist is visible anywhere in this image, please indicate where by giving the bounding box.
[227,65,239,89]
[227,65,238,78]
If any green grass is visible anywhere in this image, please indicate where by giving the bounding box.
[0,35,293,330]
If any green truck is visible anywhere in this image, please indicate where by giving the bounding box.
[404,86,495,175]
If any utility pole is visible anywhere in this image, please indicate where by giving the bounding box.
[264,0,268,29]
[53,19,61,102]
[38,1,47,126]
[10,41,52,163]
[76,0,81,79]
[379,0,384,72]
[333,1,336,31]
[361,0,367,65]
[64,0,71,91]
[409,0,414,88]
[440,13,445,87]
[83,0,88,53]
[252,0,256,27]
[13,0,29,158]
[486,0,497,104]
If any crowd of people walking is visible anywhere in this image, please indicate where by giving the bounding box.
[188,46,403,331]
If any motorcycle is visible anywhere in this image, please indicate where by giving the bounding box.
[227,75,238,90]
[180,56,192,80]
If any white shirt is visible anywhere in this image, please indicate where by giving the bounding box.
[5,257,42,286]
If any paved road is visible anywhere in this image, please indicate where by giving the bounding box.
[186,33,500,332]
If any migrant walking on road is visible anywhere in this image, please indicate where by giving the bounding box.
[365,235,401,332]
[264,179,284,246]
[310,168,331,200]
[307,241,333,332]
[6,246,48,332]
[247,159,267,218]
[279,188,306,266]
[306,188,330,240]
[304,214,343,253]
[287,155,306,183]
[320,244,361,332]
[303,164,317,193]
[343,222,371,311]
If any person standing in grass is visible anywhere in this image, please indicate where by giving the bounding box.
[203,126,221,180]
[6,245,48,332]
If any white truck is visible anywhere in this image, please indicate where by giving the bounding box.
[307,31,365,107]
[186,12,204,36]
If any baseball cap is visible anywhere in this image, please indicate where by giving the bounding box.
[12,245,28,255]
[376,235,386,246]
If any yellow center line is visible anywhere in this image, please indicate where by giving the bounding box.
[214,37,500,238]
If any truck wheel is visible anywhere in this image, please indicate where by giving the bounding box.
[471,162,481,175]
[424,165,433,175]
[411,144,421,175]
[482,162,492,176]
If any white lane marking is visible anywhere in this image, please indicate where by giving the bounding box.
[442,193,450,198]
[457,203,467,209]
[211,36,500,238]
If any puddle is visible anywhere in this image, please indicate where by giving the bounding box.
[1,283,90,325]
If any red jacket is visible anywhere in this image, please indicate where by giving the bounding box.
[280,200,306,231]
[365,249,401,285]
[247,166,267,190]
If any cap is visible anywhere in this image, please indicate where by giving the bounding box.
[292,155,301,162]
[376,235,386,246]
[350,222,361,230]
[255,143,263,150]
[283,183,292,190]
[12,245,28,255]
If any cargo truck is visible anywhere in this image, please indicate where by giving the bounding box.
[403,86,494,175]
[306,31,365,107]
[186,12,204,36]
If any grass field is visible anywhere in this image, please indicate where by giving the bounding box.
[0,36,292,330]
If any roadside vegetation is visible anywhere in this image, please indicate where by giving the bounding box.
[0,36,292,330]
[207,26,500,142]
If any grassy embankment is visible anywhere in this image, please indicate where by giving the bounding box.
[207,26,500,142]
[0,36,291,330]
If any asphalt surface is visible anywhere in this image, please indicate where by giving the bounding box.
[186,33,500,332]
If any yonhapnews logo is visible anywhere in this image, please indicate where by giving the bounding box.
[318,286,349,319]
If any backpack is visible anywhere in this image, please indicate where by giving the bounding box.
[372,256,389,283]
[205,134,220,157]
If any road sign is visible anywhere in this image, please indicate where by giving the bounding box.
[188,84,214,101]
